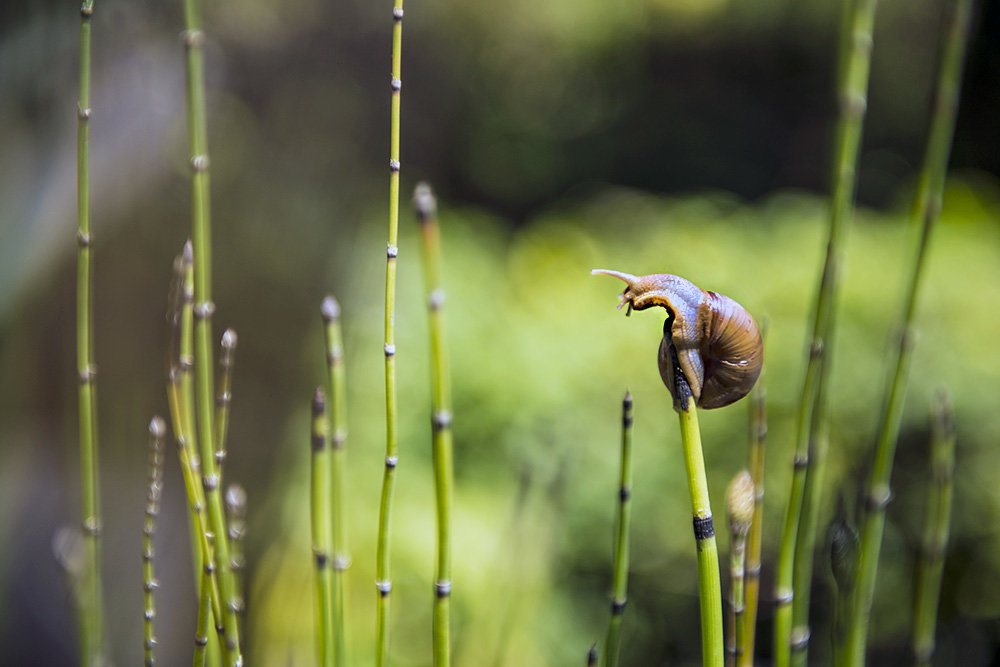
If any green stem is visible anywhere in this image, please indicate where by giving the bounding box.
[180,0,241,660]
[215,329,237,478]
[842,0,973,663]
[677,398,724,667]
[225,484,248,648]
[143,418,166,667]
[739,331,767,667]
[311,389,335,667]
[376,2,405,664]
[76,2,103,663]
[603,390,634,667]
[415,184,454,667]
[779,0,879,663]
[728,536,747,667]
[323,297,349,667]
[912,391,956,667]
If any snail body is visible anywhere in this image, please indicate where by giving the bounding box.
[593,269,763,410]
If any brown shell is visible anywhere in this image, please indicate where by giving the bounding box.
[593,269,763,410]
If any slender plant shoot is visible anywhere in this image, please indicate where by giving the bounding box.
[143,417,167,667]
[323,296,350,666]
[375,2,406,663]
[843,0,975,662]
[180,0,242,659]
[225,484,248,646]
[76,1,104,663]
[604,390,634,667]
[215,328,238,477]
[726,472,755,667]
[740,325,767,667]
[912,391,956,667]
[415,183,455,666]
[777,0,879,663]
[311,388,335,667]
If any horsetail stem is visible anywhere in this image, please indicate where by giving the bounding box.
[215,328,237,476]
[225,484,248,647]
[777,0,879,663]
[739,326,767,667]
[843,0,974,662]
[603,390,634,667]
[76,1,104,662]
[143,417,166,667]
[726,472,754,667]
[375,3,406,663]
[415,183,455,666]
[912,391,956,667]
[322,297,349,666]
[180,0,241,658]
[311,388,335,667]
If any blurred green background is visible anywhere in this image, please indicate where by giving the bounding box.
[1,0,999,664]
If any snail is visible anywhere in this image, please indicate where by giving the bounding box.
[592,269,763,410]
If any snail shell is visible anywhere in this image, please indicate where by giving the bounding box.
[593,269,763,410]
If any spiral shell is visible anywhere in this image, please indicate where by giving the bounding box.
[593,269,763,410]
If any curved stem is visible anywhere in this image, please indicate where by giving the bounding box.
[143,418,166,667]
[376,2,405,663]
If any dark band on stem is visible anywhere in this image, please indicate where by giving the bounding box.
[389,159,400,173]
[314,551,328,569]
[76,229,92,246]
[790,628,811,652]
[193,301,216,319]
[693,515,715,540]
[435,580,452,598]
[619,485,631,502]
[194,635,209,647]
[393,6,404,21]
[385,455,398,469]
[384,344,396,357]
[865,487,891,513]
[775,590,793,606]
[610,598,627,615]
[376,580,392,597]
[793,453,809,470]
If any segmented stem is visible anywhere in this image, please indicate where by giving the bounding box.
[604,390,634,667]
[180,0,241,659]
[740,330,767,667]
[415,184,455,666]
[776,0,878,663]
[76,2,104,663]
[676,395,725,667]
[215,329,237,477]
[311,389,335,667]
[225,484,248,648]
[143,418,166,667]
[843,0,974,663]
[376,2,405,663]
[323,297,349,666]
[912,392,956,667]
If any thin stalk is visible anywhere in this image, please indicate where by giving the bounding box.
[415,184,455,666]
[143,418,167,667]
[843,0,974,662]
[376,2,405,663]
[225,484,248,647]
[311,389,335,667]
[739,326,767,667]
[323,297,349,667]
[215,329,237,477]
[676,395,725,667]
[76,1,103,663]
[180,0,241,659]
[603,390,634,667]
[777,0,879,663]
[726,472,754,667]
[912,391,956,667]
[167,242,223,665]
